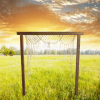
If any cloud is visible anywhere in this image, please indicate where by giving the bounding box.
[0,0,28,31]
[75,0,100,4]
[0,0,100,50]
[0,2,59,30]
[49,0,100,7]
[92,7,100,12]
[62,6,99,23]
[0,0,73,44]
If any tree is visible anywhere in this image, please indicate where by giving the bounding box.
[38,50,43,55]
[51,50,57,55]
[24,48,27,55]
[16,50,20,55]
[9,49,15,56]
[48,50,51,55]
[57,50,62,55]
[1,45,10,56]
[9,46,17,52]
[0,48,2,54]
[9,46,16,56]
[80,50,84,55]
[67,49,70,55]
[44,50,48,55]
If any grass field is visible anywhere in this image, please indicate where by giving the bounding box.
[0,55,100,100]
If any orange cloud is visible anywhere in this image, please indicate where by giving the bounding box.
[0,0,100,50]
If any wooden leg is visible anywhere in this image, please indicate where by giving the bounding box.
[20,35,25,95]
[75,34,80,95]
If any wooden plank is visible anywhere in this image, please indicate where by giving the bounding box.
[75,34,80,95]
[20,35,25,95]
[17,32,84,35]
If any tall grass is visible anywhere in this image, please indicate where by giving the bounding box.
[0,55,100,100]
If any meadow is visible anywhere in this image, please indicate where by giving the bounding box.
[0,55,100,100]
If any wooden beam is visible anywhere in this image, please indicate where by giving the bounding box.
[20,35,25,95]
[17,32,84,35]
[75,34,80,95]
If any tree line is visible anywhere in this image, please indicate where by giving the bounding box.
[36,49,76,55]
[28,49,100,55]
[81,50,100,55]
[0,45,20,56]
[0,45,100,56]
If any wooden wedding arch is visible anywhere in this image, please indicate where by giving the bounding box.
[17,32,84,96]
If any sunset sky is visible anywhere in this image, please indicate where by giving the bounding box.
[0,0,100,50]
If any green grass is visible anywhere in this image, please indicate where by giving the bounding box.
[0,55,100,100]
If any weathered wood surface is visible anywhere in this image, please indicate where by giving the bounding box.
[20,35,25,95]
[17,32,84,35]
[75,34,80,95]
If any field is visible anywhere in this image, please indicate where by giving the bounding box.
[0,55,100,100]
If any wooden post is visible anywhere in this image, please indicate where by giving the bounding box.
[20,35,25,95]
[75,34,80,95]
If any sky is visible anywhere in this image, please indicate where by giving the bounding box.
[0,0,100,50]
